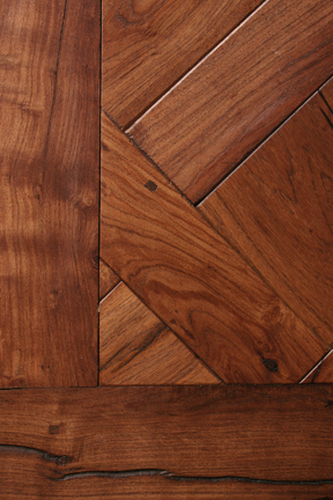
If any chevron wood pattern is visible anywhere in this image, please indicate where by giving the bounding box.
[100,282,220,384]
[2,0,333,496]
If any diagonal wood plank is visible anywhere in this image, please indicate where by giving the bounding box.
[100,113,328,383]
[321,77,333,110]
[1,386,333,498]
[0,0,99,387]
[128,0,333,203]
[301,350,333,383]
[102,0,262,129]
[99,258,120,299]
[100,282,220,385]
[200,87,333,349]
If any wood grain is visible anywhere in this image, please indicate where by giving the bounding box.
[200,90,333,348]
[1,385,333,498]
[302,350,333,383]
[102,0,262,128]
[3,458,333,499]
[100,282,220,385]
[0,0,99,387]
[129,0,333,203]
[321,77,333,110]
[100,114,327,384]
[99,258,120,299]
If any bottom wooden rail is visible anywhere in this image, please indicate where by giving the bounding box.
[0,385,332,498]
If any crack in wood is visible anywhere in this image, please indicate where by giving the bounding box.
[0,445,71,466]
[51,469,333,485]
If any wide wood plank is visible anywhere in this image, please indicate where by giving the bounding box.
[0,0,99,387]
[200,89,333,348]
[302,350,333,383]
[102,0,262,128]
[100,282,220,385]
[99,258,120,299]
[129,0,333,203]
[100,114,327,383]
[1,386,333,498]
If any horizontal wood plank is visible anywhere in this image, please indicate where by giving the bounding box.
[129,0,333,203]
[1,385,333,498]
[0,0,99,387]
[102,0,262,128]
[100,282,220,385]
[200,89,333,348]
[100,114,327,383]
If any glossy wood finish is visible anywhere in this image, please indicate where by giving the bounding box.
[201,90,333,348]
[101,114,327,384]
[102,0,262,128]
[1,386,333,498]
[99,258,120,299]
[129,0,333,203]
[302,350,333,383]
[100,282,220,385]
[0,0,99,387]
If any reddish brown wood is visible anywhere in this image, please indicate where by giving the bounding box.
[101,114,327,384]
[321,77,333,110]
[100,282,220,385]
[0,0,99,387]
[200,90,333,348]
[301,350,333,383]
[102,0,262,128]
[99,258,120,299]
[129,0,333,203]
[1,386,333,498]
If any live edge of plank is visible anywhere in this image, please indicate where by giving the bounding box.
[129,0,333,203]
[100,113,327,384]
[1,385,333,499]
[0,0,100,387]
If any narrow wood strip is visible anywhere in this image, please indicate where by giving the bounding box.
[99,258,120,299]
[301,350,333,383]
[129,0,333,203]
[100,282,220,385]
[0,386,333,492]
[200,89,333,348]
[101,114,327,383]
[102,0,262,128]
[0,0,99,387]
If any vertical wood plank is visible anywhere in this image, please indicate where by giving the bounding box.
[0,0,100,387]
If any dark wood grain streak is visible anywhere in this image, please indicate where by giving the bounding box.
[99,258,120,299]
[201,89,333,348]
[100,114,327,383]
[302,350,333,383]
[100,282,220,385]
[0,0,99,387]
[129,0,333,203]
[102,0,262,129]
[1,385,333,499]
